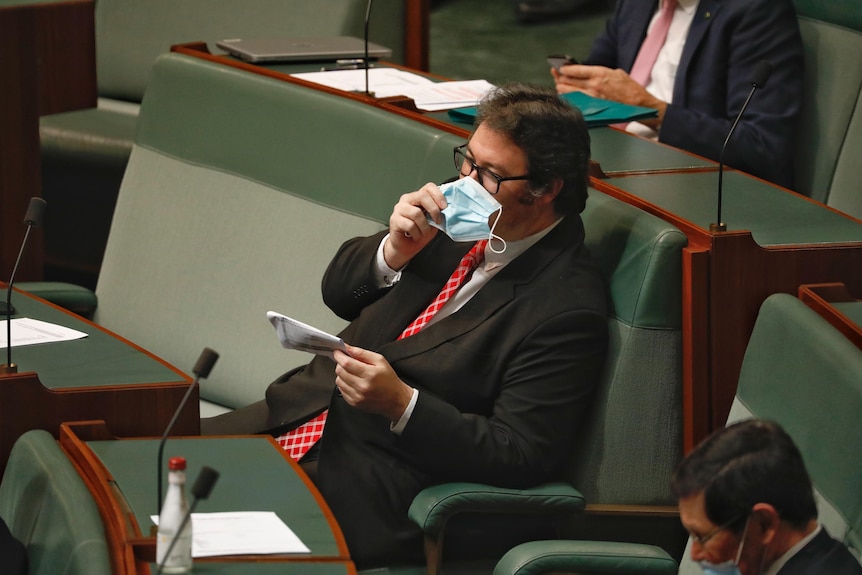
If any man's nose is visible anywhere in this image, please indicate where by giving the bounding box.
[689,540,706,562]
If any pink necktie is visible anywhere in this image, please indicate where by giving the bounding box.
[629,0,678,87]
[276,239,488,461]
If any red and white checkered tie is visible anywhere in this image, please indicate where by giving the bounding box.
[275,410,328,461]
[276,239,487,461]
[398,239,488,339]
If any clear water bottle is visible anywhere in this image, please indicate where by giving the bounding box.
[156,456,192,573]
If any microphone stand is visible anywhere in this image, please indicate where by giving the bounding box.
[711,60,773,233]
[711,85,757,232]
[364,0,374,96]
[2,197,47,375]
[155,466,219,575]
[157,348,219,512]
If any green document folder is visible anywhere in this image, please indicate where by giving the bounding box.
[448,91,657,128]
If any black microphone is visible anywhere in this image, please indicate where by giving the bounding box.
[2,197,47,376]
[711,60,773,232]
[363,0,374,96]
[156,348,219,512]
[155,466,219,575]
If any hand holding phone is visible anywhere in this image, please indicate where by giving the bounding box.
[548,54,579,73]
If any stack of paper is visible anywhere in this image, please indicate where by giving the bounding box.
[291,68,495,111]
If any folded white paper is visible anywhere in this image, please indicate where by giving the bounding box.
[267,311,347,358]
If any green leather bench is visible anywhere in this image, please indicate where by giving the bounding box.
[0,430,112,575]
[791,0,862,220]
[47,51,464,419]
[38,0,411,288]
[492,292,862,574]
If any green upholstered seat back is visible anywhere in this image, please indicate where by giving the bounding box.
[828,94,862,221]
[568,190,686,505]
[0,430,112,575]
[792,0,862,33]
[95,0,407,102]
[94,52,462,412]
[678,293,862,574]
[790,2,862,219]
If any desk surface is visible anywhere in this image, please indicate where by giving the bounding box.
[832,301,862,326]
[216,51,716,177]
[88,436,350,562]
[8,288,186,388]
[604,170,862,247]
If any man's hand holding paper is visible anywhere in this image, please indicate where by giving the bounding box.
[266,312,347,358]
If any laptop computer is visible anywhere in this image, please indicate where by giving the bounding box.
[216,36,392,63]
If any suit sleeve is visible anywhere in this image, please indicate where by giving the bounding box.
[320,230,391,321]
[659,0,803,188]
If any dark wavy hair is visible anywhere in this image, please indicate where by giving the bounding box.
[671,419,818,532]
[474,83,591,215]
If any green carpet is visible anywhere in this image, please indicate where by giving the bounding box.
[429,0,615,87]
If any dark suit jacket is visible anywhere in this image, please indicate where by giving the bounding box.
[0,518,27,575]
[260,216,607,568]
[779,528,862,574]
[585,0,803,189]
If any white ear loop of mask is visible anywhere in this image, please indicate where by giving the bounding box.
[487,210,506,254]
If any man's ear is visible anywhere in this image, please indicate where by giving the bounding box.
[751,503,781,545]
[536,178,563,205]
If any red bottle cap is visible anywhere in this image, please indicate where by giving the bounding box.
[168,456,187,471]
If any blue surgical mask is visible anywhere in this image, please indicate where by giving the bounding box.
[697,517,751,575]
[697,560,741,575]
[430,177,506,252]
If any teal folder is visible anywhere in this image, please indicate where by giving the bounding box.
[448,91,657,128]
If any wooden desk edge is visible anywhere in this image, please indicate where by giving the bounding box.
[798,283,862,350]
[61,425,354,569]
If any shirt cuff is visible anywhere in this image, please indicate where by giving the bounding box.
[375,233,402,288]
[390,387,419,435]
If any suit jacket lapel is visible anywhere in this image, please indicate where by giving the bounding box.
[674,0,721,105]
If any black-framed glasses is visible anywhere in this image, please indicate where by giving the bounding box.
[453,144,531,195]
[688,514,745,547]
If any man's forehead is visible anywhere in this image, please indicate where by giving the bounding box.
[679,491,712,530]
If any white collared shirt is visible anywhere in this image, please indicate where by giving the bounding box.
[628,0,700,139]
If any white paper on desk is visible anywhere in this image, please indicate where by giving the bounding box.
[266,311,347,358]
[291,67,434,98]
[0,317,88,349]
[404,79,496,111]
[150,511,310,556]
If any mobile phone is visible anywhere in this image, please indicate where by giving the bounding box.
[547,54,578,72]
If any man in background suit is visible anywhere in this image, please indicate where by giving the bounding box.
[672,419,862,574]
[203,83,608,568]
[552,0,803,189]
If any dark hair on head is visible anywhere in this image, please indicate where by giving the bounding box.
[671,419,818,532]
[474,83,591,215]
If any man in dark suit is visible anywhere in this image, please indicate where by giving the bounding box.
[0,517,27,574]
[203,83,608,568]
[551,0,803,189]
[672,419,862,574]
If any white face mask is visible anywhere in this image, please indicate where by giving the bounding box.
[697,517,751,575]
[429,177,506,253]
